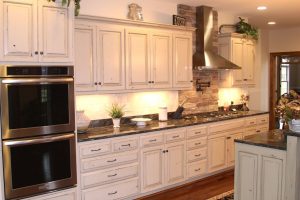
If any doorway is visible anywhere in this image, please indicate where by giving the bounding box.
[269,52,300,129]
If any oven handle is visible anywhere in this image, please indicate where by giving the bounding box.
[2,78,73,84]
[3,133,74,147]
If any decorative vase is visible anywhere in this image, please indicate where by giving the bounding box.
[288,119,300,133]
[112,118,121,128]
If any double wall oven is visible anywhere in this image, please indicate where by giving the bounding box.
[0,66,77,199]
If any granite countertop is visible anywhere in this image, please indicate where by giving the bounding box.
[77,110,268,142]
[235,129,287,150]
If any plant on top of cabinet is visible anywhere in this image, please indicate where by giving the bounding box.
[107,103,125,128]
[235,17,258,40]
[48,0,81,16]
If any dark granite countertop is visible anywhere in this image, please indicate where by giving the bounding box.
[284,130,300,137]
[235,129,287,150]
[77,110,268,142]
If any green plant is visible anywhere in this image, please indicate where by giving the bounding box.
[235,17,258,40]
[107,103,125,119]
[48,0,81,16]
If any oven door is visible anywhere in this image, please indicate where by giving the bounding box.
[1,78,75,139]
[2,133,77,200]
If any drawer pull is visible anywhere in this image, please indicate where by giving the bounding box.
[194,131,202,135]
[195,168,201,172]
[195,142,202,145]
[250,122,255,124]
[107,159,117,163]
[121,144,131,147]
[91,148,102,152]
[107,173,117,177]
[108,191,118,195]
[195,154,201,157]
[149,139,157,142]
[256,130,261,133]
[172,135,180,139]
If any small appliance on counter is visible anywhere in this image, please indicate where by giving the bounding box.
[158,106,168,121]
[172,97,189,119]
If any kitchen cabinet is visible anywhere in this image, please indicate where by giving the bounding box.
[207,134,227,172]
[235,143,286,200]
[0,0,73,63]
[218,33,256,87]
[75,23,125,92]
[24,188,77,200]
[227,131,243,166]
[173,32,193,88]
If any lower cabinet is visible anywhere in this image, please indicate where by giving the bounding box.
[141,141,186,193]
[207,134,227,172]
[24,188,77,200]
[235,143,286,200]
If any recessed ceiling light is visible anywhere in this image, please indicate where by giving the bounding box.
[268,21,276,25]
[257,6,267,10]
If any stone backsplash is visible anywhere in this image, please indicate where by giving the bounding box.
[178,4,220,114]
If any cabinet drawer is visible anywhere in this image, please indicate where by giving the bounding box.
[80,141,111,158]
[187,126,207,139]
[82,178,139,200]
[112,138,138,152]
[140,133,163,147]
[187,148,207,162]
[81,164,138,189]
[209,119,244,134]
[256,124,269,134]
[256,115,269,125]
[243,128,257,138]
[165,129,186,143]
[187,160,207,178]
[187,137,207,150]
[81,151,138,172]
[245,118,256,126]
[45,193,76,200]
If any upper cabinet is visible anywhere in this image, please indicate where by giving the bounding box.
[0,0,74,64]
[74,16,194,93]
[218,33,256,87]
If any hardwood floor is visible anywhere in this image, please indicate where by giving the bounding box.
[138,170,234,200]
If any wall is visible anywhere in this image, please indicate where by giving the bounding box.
[269,27,300,52]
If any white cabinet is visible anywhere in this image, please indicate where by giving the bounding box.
[173,32,193,88]
[0,0,73,63]
[207,134,227,172]
[234,143,286,200]
[218,33,256,87]
[75,22,125,92]
[227,132,243,166]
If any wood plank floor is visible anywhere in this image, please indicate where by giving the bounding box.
[137,170,234,200]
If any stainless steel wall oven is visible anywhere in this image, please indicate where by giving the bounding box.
[0,66,77,200]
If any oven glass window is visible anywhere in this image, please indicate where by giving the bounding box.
[10,139,71,189]
[8,84,69,129]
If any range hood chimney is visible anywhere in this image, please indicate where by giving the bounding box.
[193,6,241,70]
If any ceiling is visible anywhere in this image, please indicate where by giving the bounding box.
[164,0,300,29]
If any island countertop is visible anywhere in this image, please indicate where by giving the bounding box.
[235,129,287,150]
[77,110,268,142]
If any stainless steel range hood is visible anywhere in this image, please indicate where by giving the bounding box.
[193,6,241,70]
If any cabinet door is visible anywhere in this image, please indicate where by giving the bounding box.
[259,156,284,200]
[141,145,164,192]
[38,0,73,63]
[243,40,255,83]
[231,38,244,84]
[235,152,258,200]
[1,0,38,62]
[74,24,97,92]
[208,135,227,172]
[165,141,185,186]
[97,25,125,90]
[227,132,243,166]
[126,28,151,89]
[173,33,193,88]
[151,31,172,89]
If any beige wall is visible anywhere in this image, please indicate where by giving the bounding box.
[269,27,300,52]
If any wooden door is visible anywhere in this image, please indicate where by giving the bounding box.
[259,156,284,200]
[97,25,125,91]
[38,0,73,63]
[164,141,185,186]
[74,24,97,92]
[231,38,244,84]
[126,28,151,89]
[235,151,258,200]
[243,40,255,83]
[173,33,193,88]
[208,135,227,172]
[141,145,164,193]
[151,31,173,89]
[227,132,243,166]
[1,0,38,62]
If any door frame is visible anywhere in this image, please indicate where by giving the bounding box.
[269,51,300,129]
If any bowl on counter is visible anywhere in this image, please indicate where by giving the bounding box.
[131,118,152,126]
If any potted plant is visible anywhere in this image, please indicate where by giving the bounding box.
[48,0,81,16]
[275,90,300,132]
[235,17,258,40]
[107,103,125,128]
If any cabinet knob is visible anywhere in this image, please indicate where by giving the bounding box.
[34,51,39,55]
[243,79,248,81]
[40,51,44,55]
[190,80,193,83]
[98,82,102,85]
[152,81,155,84]
[94,82,98,85]
[148,81,151,84]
